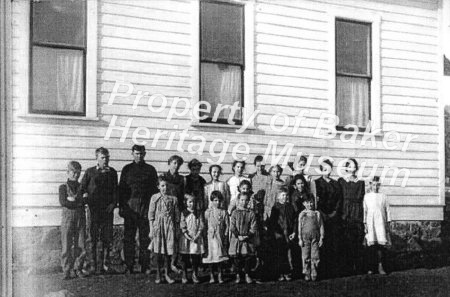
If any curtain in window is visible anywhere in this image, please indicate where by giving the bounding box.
[200,63,242,122]
[56,50,83,112]
[336,76,369,127]
[32,47,84,113]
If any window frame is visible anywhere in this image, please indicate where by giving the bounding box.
[17,0,97,121]
[328,8,381,133]
[29,0,87,116]
[191,0,255,129]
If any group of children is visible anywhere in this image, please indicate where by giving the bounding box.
[60,149,392,284]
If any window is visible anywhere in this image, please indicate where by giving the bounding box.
[200,1,244,125]
[30,0,90,116]
[335,19,371,129]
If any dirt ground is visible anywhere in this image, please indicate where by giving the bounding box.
[13,266,450,297]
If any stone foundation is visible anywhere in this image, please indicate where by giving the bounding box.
[12,220,450,274]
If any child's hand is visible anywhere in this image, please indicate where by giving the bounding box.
[319,238,323,247]
[299,239,304,247]
[238,235,247,242]
[67,196,76,202]
[288,233,295,241]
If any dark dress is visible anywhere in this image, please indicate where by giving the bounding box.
[161,171,185,210]
[338,177,366,275]
[315,176,343,278]
[185,174,207,211]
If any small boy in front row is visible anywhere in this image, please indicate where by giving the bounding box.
[59,161,87,279]
[298,194,324,281]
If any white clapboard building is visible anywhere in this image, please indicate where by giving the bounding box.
[8,0,449,232]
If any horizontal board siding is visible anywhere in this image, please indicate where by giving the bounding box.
[10,0,442,226]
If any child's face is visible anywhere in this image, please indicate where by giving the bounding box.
[211,167,220,181]
[255,161,265,174]
[346,161,357,174]
[296,160,306,172]
[238,195,249,208]
[158,181,168,195]
[277,192,287,204]
[321,164,332,176]
[303,200,314,210]
[67,169,81,181]
[370,182,380,193]
[132,150,145,163]
[169,160,181,172]
[211,197,220,209]
[239,184,250,195]
[97,153,109,168]
[186,198,194,210]
[271,167,281,178]
[234,162,244,175]
[190,166,201,177]
[294,179,304,192]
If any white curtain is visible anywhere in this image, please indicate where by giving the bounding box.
[336,76,369,127]
[56,50,83,112]
[201,63,242,122]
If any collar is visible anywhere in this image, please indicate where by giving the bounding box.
[344,175,360,183]
[96,165,110,172]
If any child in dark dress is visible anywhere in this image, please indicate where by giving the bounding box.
[269,187,296,281]
[185,159,207,212]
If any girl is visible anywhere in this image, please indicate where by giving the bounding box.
[264,165,285,220]
[338,158,366,275]
[148,176,180,284]
[364,176,390,275]
[290,174,310,215]
[203,191,229,284]
[298,194,324,282]
[229,193,257,284]
[286,155,316,197]
[179,194,205,284]
[228,179,253,215]
[204,165,230,210]
[227,160,250,209]
[185,159,207,212]
[269,187,297,281]
[315,159,343,278]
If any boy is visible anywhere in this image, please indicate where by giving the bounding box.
[249,155,269,205]
[119,145,158,274]
[81,147,118,274]
[298,194,324,281]
[59,161,86,279]
[184,159,207,212]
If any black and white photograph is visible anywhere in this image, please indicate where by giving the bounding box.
[1,0,450,296]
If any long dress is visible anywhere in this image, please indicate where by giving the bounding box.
[204,180,230,210]
[338,177,366,274]
[179,210,205,254]
[148,193,179,255]
[228,208,257,257]
[364,192,391,246]
[203,207,229,263]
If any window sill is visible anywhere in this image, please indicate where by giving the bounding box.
[333,128,384,137]
[18,113,99,122]
[191,120,256,130]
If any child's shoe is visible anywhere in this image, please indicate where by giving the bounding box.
[171,264,182,274]
[284,274,292,281]
[181,276,188,284]
[192,272,200,284]
[209,274,215,284]
[311,274,317,282]
[278,275,285,282]
[235,274,241,284]
[367,270,373,275]
[245,274,253,284]
[155,277,162,284]
[218,273,224,284]
[165,274,175,284]
[304,274,311,282]
[378,263,386,275]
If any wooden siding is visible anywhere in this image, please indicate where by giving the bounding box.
[11,0,443,227]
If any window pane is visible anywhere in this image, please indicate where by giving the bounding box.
[32,46,84,114]
[201,1,243,65]
[336,76,369,127]
[32,0,86,46]
[200,62,242,123]
[336,20,370,76]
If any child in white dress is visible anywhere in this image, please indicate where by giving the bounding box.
[363,176,390,275]
[227,161,250,211]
